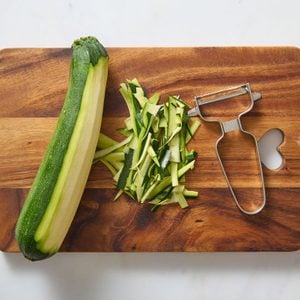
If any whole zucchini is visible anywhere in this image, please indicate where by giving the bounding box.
[15,37,109,261]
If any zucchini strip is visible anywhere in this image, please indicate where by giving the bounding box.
[96,80,201,210]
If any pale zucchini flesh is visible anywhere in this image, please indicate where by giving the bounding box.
[15,37,108,260]
[35,60,108,253]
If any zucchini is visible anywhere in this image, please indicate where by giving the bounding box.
[15,37,109,261]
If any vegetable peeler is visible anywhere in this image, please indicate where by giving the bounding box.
[188,83,266,215]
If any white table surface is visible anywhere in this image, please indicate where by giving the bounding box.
[0,0,299,299]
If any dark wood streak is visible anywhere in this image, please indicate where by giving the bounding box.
[0,48,70,76]
[61,205,100,251]
[112,231,128,252]
[46,48,71,59]
[134,205,155,230]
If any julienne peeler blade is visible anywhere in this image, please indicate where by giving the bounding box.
[188,84,266,215]
[188,91,262,117]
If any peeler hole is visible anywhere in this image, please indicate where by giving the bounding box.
[258,128,285,171]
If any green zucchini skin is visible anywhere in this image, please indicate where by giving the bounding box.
[15,37,108,261]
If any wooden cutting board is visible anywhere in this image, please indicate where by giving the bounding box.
[0,47,299,252]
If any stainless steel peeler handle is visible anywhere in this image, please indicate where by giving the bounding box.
[217,116,266,215]
[189,83,266,215]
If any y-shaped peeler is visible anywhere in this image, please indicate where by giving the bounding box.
[188,84,266,215]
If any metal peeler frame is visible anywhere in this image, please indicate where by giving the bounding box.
[188,83,266,215]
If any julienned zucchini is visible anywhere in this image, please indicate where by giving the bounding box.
[15,37,109,261]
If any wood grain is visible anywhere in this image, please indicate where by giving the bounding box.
[0,47,299,252]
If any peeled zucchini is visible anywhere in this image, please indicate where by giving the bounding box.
[15,37,109,261]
